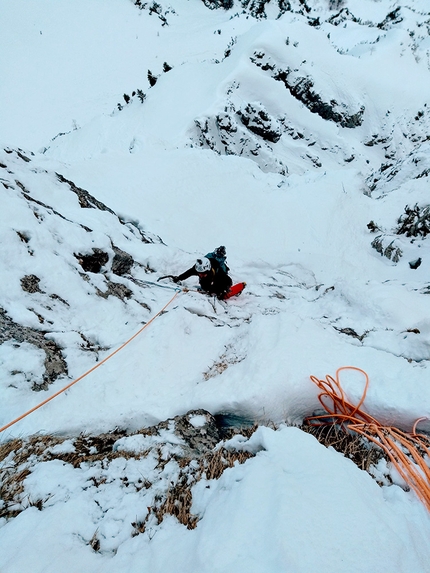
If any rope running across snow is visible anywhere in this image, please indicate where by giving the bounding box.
[0,290,179,435]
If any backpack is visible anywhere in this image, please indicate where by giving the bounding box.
[205,246,229,274]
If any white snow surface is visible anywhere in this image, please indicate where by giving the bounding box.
[1,0,430,571]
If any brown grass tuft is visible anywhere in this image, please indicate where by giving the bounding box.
[154,480,198,530]
[203,448,255,480]
[301,422,386,472]
[0,438,23,463]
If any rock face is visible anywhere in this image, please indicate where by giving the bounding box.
[0,308,68,390]
[160,409,223,456]
[76,249,110,273]
[111,246,135,276]
[193,103,288,175]
[190,32,366,175]
[250,51,365,128]
[56,173,116,213]
[0,147,165,392]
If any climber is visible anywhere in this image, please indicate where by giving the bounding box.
[172,246,233,299]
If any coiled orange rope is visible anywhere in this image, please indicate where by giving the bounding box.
[0,290,179,435]
[306,367,430,511]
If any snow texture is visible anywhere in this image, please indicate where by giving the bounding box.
[1,0,430,571]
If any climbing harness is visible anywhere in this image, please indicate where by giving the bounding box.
[306,367,430,512]
[0,290,179,435]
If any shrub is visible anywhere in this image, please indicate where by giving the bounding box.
[397,204,430,237]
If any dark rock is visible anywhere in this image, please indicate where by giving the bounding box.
[76,249,109,273]
[371,236,402,262]
[334,326,367,341]
[50,293,70,306]
[237,103,282,143]
[397,204,430,238]
[201,0,234,10]
[157,409,222,456]
[251,56,365,128]
[112,246,134,276]
[0,307,68,389]
[377,7,403,30]
[98,281,133,300]
[56,173,116,213]
[327,7,358,26]
[409,257,422,270]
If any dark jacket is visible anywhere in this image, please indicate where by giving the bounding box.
[177,258,232,297]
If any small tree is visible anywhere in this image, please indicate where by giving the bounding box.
[147,70,158,87]
[397,204,430,237]
[136,89,146,103]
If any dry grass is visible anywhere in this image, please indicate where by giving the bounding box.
[1,425,257,532]
[0,431,134,520]
[1,420,397,552]
[165,447,255,528]
[203,345,245,380]
[0,435,63,519]
[154,479,198,530]
[0,438,23,463]
[202,447,255,480]
[301,422,386,472]
[132,446,257,535]
[2,419,388,535]
[0,467,30,519]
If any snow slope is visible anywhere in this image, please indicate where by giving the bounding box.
[1,0,430,571]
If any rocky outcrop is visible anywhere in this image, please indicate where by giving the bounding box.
[251,51,365,128]
[158,409,223,456]
[112,246,135,276]
[0,147,167,394]
[0,308,68,390]
[75,249,110,273]
[56,173,116,213]
[193,102,287,175]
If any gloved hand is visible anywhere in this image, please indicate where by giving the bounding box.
[172,276,180,283]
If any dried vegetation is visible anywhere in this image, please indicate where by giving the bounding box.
[301,422,387,473]
[0,413,257,534]
[1,416,393,537]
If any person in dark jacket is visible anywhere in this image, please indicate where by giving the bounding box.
[173,251,233,299]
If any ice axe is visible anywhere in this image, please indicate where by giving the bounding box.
[157,275,177,282]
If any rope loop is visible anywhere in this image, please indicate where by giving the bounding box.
[306,366,430,512]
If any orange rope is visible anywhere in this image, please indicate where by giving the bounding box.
[0,291,179,435]
[306,367,430,511]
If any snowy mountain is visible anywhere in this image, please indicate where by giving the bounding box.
[1,0,430,571]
